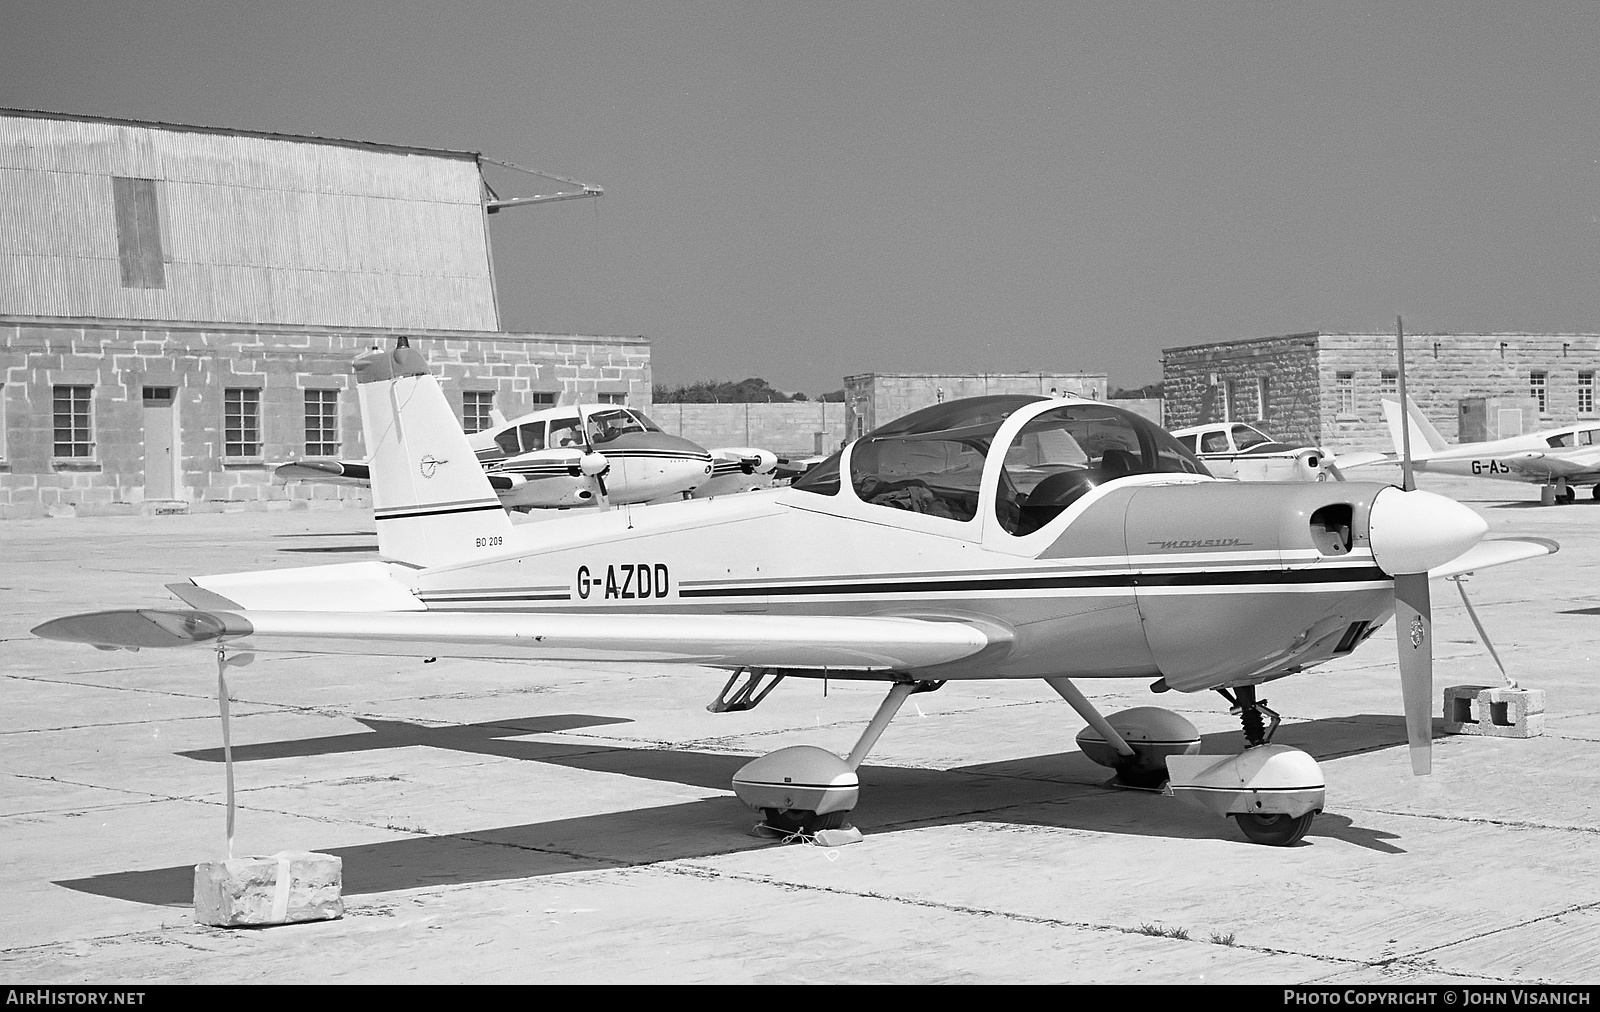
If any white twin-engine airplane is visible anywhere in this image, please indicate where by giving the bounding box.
[277,402,778,511]
[36,344,1557,846]
[1383,395,1600,504]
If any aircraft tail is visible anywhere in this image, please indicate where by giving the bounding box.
[1381,396,1450,460]
[354,343,513,567]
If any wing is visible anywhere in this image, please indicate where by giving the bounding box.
[1430,536,1559,580]
[32,608,1009,671]
[274,459,371,487]
[276,458,521,493]
[1500,448,1600,480]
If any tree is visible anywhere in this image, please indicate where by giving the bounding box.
[653,378,796,403]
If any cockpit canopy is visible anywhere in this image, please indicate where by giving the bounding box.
[492,407,664,457]
[793,395,1207,534]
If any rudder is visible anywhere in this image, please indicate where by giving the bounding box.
[354,343,513,567]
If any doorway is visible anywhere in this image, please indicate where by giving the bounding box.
[142,387,178,500]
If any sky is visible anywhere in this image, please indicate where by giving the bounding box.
[5,1,1599,395]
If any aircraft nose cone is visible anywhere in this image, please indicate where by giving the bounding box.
[1368,486,1488,576]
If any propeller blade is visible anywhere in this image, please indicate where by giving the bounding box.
[1393,571,1434,775]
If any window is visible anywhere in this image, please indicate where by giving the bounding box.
[112,177,165,289]
[1530,371,1548,415]
[992,402,1205,534]
[462,390,495,434]
[224,388,261,457]
[1580,372,1594,415]
[528,392,556,408]
[0,383,7,461]
[52,385,94,458]
[1255,377,1269,421]
[1200,430,1229,453]
[495,422,545,457]
[599,392,627,405]
[1380,371,1398,402]
[1336,372,1355,417]
[1231,424,1273,450]
[304,389,339,456]
[1220,380,1234,422]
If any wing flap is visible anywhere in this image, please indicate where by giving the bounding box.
[33,610,1007,670]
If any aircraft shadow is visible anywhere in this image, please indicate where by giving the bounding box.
[56,712,1417,906]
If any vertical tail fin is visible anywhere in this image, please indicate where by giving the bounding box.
[1381,396,1449,459]
[354,344,513,567]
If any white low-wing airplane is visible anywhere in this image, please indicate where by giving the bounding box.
[1382,396,1600,503]
[1168,421,1386,482]
[277,402,777,510]
[37,344,1557,846]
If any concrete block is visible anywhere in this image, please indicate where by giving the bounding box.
[1443,684,1545,738]
[193,851,343,927]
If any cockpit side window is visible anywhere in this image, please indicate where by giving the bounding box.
[549,417,584,448]
[627,410,664,433]
[1548,433,1576,448]
[586,408,647,445]
[1200,430,1229,454]
[792,395,1042,500]
[1231,424,1272,450]
[997,404,1207,536]
[850,435,986,521]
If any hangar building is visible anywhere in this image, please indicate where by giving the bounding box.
[1162,331,1600,450]
[0,108,648,517]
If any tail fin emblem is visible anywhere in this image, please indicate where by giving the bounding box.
[419,455,449,479]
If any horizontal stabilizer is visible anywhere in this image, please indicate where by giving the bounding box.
[275,460,371,486]
[32,610,1010,671]
[1430,537,1559,580]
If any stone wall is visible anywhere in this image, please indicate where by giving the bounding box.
[0,317,649,518]
[1163,331,1600,452]
[844,372,1109,437]
[1162,334,1322,445]
[1316,332,1600,448]
[650,401,848,455]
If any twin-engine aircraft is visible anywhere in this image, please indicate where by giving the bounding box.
[1383,395,1600,504]
[277,402,777,511]
[37,344,1556,846]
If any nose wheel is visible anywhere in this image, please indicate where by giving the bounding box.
[1233,811,1316,846]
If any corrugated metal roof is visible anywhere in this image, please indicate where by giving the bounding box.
[0,114,497,331]
[0,107,480,162]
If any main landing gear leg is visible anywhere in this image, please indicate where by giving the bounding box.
[1047,677,1201,789]
[730,678,944,836]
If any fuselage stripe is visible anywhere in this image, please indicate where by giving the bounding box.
[677,566,1387,598]
[375,501,505,521]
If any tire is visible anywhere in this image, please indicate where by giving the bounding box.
[1563,488,1577,504]
[762,808,848,835]
[1592,485,1600,502]
[1232,811,1316,846]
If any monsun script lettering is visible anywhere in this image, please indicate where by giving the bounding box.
[1147,538,1247,550]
